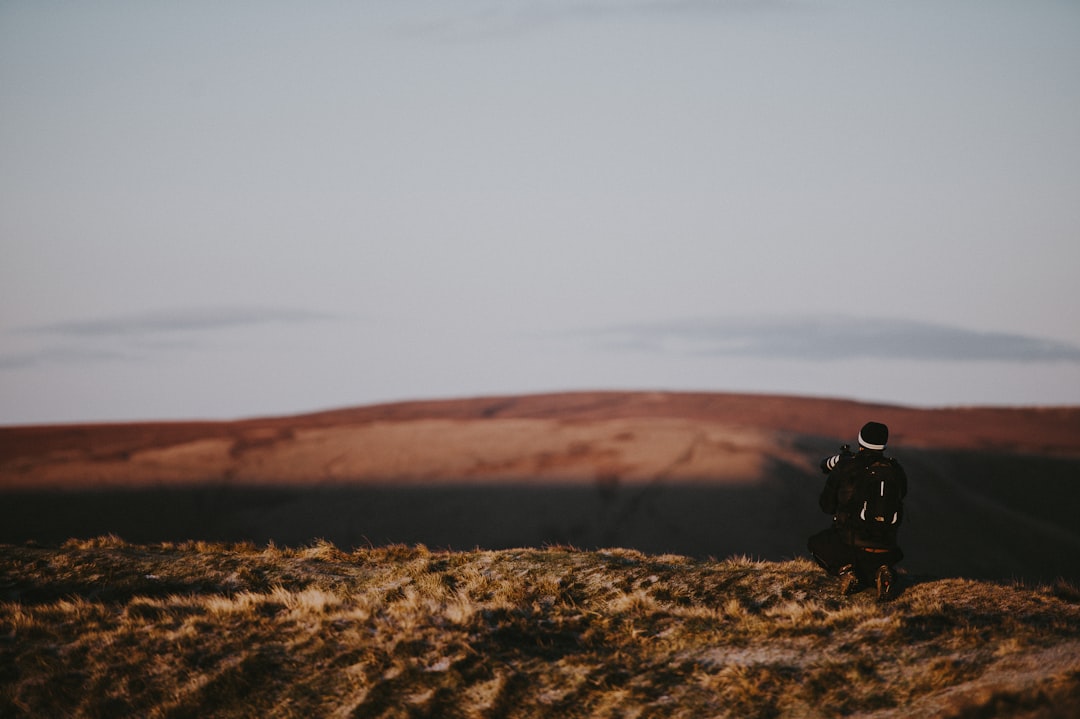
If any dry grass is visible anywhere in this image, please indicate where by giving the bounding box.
[2,539,1079,718]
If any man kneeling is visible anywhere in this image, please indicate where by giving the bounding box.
[808,421,907,601]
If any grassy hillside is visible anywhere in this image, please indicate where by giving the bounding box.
[3,538,1079,718]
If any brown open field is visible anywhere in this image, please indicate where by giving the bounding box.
[3,539,1080,719]
[4,393,1080,718]
[3,391,1079,581]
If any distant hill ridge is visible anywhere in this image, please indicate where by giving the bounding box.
[4,391,1080,465]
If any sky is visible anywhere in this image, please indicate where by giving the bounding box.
[2,0,1080,425]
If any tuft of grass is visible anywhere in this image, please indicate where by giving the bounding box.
[2,539,1079,718]
[1045,577,1080,604]
[62,534,128,550]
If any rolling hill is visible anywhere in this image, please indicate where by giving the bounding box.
[2,391,1079,581]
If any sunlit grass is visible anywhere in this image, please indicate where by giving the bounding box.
[2,538,1079,718]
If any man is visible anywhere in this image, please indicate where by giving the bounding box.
[808,421,907,601]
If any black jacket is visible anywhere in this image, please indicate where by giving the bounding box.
[819,449,908,523]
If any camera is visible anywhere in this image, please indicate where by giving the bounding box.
[819,443,854,474]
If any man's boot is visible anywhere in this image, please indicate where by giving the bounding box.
[875,565,894,602]
[839,565,860,596]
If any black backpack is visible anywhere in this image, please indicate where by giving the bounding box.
[843,455,904,536]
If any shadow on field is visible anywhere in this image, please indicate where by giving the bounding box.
[0,480,821,566]
[4,448,1080,583]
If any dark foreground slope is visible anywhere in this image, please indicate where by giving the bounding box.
[6,450,1080,582]
[3,539,1080,719]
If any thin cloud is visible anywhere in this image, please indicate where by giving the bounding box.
[0,346,135,370]
[586,316,1080,363]
[400,0,797,41]
[17,307,338,339]
[2,306,341,371]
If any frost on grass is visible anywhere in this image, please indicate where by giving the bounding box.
[1,539,1079,718]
